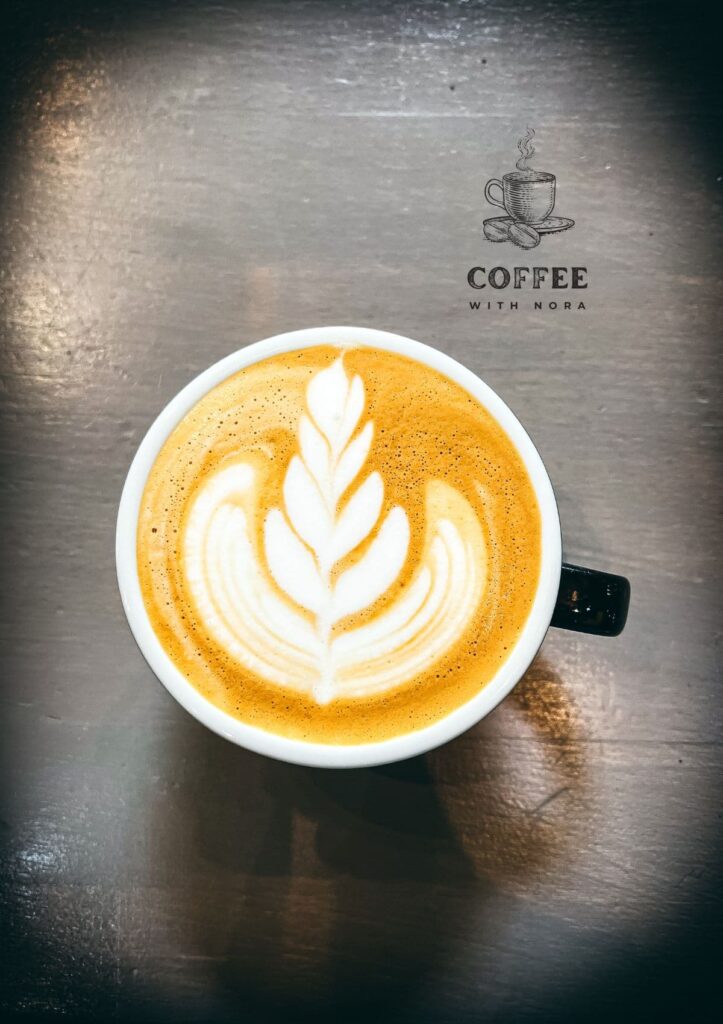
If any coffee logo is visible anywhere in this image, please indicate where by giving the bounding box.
[467,129,586,312]
[183,357,485,705]
[483,128,575,249]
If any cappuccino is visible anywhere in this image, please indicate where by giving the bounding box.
[137,345,541,743]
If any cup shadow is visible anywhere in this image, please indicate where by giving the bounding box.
[160,656,590,1022]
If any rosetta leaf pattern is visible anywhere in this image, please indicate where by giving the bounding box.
[263,356,409,703]
[184,366,485,707]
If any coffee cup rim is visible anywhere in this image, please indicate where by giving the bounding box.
[116,326,562,768]
[503,170,555,182]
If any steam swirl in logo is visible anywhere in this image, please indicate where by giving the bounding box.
[516,125,536,172]
[183,358,486,704]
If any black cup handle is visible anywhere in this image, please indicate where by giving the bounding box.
[551,563,630,637]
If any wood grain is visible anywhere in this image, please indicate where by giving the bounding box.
[1,1,721,1020]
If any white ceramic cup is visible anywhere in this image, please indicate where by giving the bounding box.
[116,326,565,768]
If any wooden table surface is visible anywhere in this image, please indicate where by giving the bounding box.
[1,1,721,1020]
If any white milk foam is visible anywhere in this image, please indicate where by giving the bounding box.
[183,358,487,704]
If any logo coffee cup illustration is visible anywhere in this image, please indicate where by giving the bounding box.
[484,128,574,249]
[484,171,556,224]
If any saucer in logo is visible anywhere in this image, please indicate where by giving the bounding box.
[483,215,575,242]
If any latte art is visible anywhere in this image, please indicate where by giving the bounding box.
[138,345,541,744]
[184,358,484,705]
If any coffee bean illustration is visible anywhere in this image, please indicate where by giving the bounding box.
[508,222,540,249]
[483,219,510,242]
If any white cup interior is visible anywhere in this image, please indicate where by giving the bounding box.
[116,326,562,767]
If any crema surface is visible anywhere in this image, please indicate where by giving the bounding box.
[137,345,541,743]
